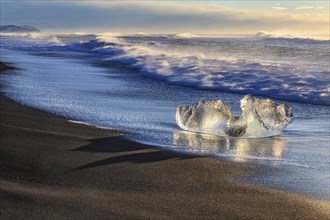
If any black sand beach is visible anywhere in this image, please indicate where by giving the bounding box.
[0,63,329,219]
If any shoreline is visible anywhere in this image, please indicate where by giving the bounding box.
[0,62,329,219]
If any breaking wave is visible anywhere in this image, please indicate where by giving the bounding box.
[253,31,330,43]
[1,33,329,105]
[166,33,199,38]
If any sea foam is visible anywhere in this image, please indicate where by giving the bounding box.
[1,33,329,105]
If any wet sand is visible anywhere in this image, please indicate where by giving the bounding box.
[0,63,329,219]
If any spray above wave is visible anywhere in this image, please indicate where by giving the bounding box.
[253,31,330,42]
[176,95,293,138]
[165,33,199,39]
[91,33,330,105]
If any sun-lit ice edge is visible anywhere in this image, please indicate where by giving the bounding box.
[176,94,293,138]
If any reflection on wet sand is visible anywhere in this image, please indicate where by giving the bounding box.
[173,131,288,163]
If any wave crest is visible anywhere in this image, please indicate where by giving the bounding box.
[170,33,199,38]
[96,32,125,44]
[253,31,329,43]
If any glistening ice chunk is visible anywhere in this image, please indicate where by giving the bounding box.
[176,95,293,138]
[176,100,232,136]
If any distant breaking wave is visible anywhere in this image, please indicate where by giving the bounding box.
[253,31,330,43]
[166,33,199,38]
[0,33,329,105]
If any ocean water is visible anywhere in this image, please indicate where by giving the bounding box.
[0,33,329,200]
[1,32,329,105]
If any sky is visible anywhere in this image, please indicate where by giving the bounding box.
[1,0,329,36]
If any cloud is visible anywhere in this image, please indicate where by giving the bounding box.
[271,6,287,11]
[296,6,324,10]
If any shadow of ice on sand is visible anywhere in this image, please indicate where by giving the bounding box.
[70,136,199,171]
